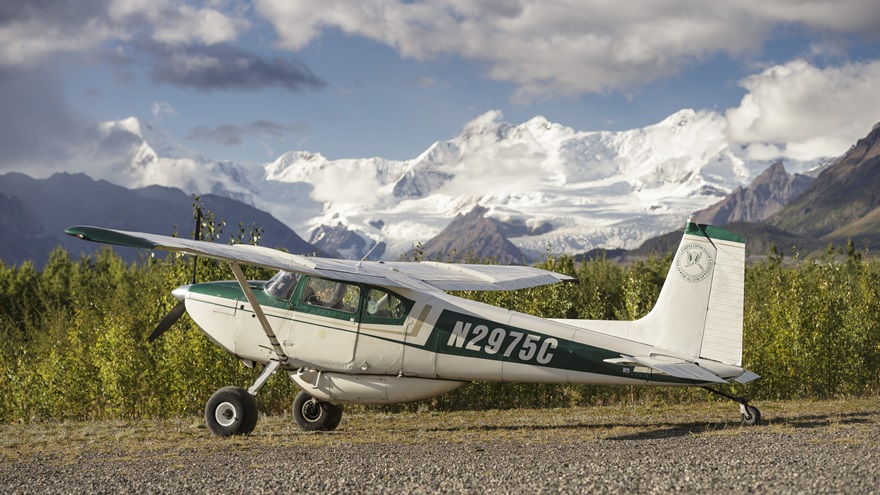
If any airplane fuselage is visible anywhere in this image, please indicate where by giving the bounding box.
[180,275,741,405]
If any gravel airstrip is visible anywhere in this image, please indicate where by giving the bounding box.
[2,399,878,494]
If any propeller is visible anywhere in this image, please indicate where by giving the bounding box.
[191,207,201,284]
[149,204,202,342]
[148,300,187,343]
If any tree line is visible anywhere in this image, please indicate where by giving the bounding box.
[1,218,878,423]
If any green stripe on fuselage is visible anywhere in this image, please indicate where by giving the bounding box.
[419,309,698,384]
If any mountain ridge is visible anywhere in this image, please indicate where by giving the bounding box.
[5,108,866,267]
[0,172,322,268]
[410,206,527,264]
[694,161,815,225]
[768,123,880,239]
[651,122,880,258]
[47,109,831,261]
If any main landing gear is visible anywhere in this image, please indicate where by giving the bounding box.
[204,361,346,436]
[204,388,345,436]
[703,386,761,425]
[292,391,344,431]
[205,386,259,436]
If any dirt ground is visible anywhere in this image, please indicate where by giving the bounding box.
[2,399,878,494]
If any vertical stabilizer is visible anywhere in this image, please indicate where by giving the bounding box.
[628,220,745,365]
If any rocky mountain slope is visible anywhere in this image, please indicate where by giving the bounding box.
[639,123,880,258]
[693,161,814,225]
[409,206,528,264]
[768,123,880,241]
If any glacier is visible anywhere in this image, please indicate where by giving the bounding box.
[76,109,830,260]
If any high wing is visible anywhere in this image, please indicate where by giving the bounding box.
[65,226,575,293]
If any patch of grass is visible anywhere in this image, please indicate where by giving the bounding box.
[1,398,877,462]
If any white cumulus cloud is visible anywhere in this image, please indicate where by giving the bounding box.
[726,59,880,161]
[310,163,382,205]
[0,0,249,70]
[254,0,880,101]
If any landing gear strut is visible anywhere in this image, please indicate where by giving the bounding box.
[702,386,761,425]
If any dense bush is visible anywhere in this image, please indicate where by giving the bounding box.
[2,227,879,422]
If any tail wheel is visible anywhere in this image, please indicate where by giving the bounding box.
[293,391,343,431]
[205,386,259,437]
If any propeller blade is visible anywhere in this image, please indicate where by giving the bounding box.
[148,300,187,342]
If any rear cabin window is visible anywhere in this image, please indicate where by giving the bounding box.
[301,278,360,314]
[364,288,410,322]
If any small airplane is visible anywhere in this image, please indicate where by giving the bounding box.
[65,218,760,436]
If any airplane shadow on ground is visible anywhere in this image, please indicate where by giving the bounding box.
[422,411,876,442]
[779,411,873,429]
[425,420,744,441]
[597,411,875,441]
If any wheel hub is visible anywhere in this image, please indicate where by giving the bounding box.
[302,399,323,422]
[215,401,238,427]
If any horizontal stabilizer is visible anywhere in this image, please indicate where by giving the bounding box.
[644,361,729,384]
[605,355,728,384]
[734,370,761,384]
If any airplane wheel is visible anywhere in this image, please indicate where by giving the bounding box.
[741,405,761,426]
[293,391,344,431]
[205,386,258,437]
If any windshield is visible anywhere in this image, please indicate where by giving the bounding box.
[265,271,300,301]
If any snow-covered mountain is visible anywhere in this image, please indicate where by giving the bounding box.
[81,110,831,260]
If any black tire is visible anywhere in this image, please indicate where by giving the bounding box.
[741,405,761,426]
[293,391,344,431]
[325,402,344,430]
[205,386,258,437]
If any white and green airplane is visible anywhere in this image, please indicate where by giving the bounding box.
[65,218,760,436]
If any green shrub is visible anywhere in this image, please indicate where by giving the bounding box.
[2,224,879,422]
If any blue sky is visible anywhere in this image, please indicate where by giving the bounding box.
[2,0,880,171]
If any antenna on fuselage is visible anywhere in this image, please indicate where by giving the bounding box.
[689,215,718,251]
[356,232,388,269]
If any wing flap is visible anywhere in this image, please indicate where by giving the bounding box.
[379,261,574,291]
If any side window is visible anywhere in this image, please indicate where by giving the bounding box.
[301,278,360,314]
[264,271,300,301]
[364,288,409,322]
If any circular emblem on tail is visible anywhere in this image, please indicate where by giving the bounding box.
[675,243,714,283]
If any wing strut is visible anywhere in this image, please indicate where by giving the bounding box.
[228,262,290,364]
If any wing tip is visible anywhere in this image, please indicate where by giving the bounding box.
[64,226,158,250]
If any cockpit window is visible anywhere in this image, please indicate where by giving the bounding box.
[265,271,300,301]
[301,277,360,314]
